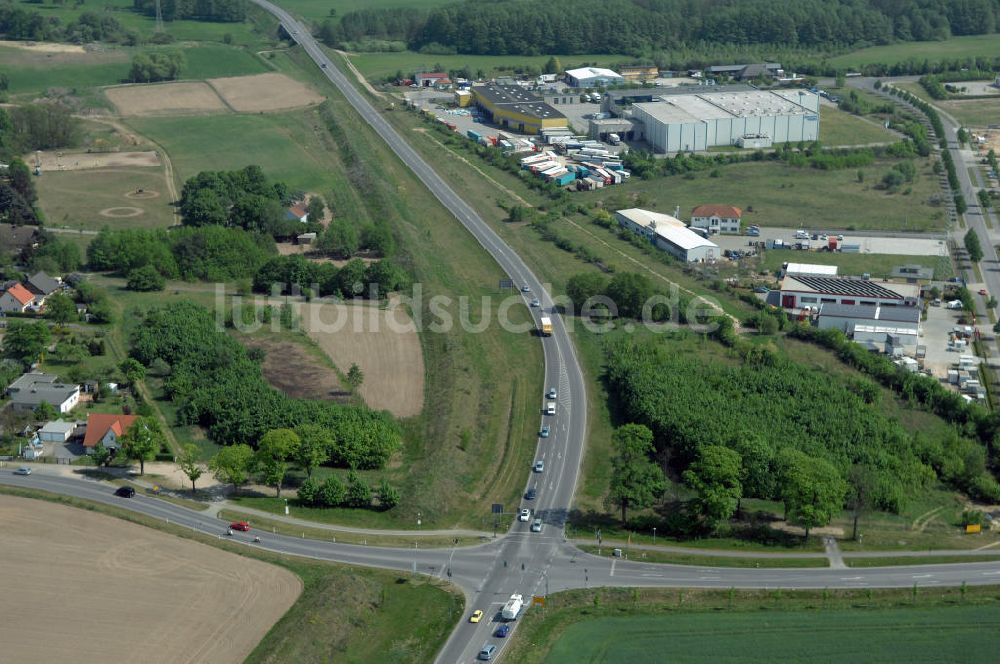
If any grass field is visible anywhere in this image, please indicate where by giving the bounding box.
[819,106,897,146]
[35,166,175,230]
[542,604,1000,663]
[578,545,828,568]
[346,50,621,82]
[0,486,460,664]
[829,34,1000,68]
[591,159,944,232]
[0,43,268,97]
[280,0,452,22]
[507,585,1000,664]
[938,98,1000,128]
[757,250,952,280]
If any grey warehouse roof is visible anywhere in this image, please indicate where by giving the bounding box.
[473,85,566,121]
[783,275,917,300]
[818,303,921,324]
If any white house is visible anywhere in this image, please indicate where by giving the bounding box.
[285,203,309,223]
[0,283,35,313]
[37,420,77,443]
[615,208,719,262]
[565,67,624,88]
[6,373,80,414]
[690,204,743,234]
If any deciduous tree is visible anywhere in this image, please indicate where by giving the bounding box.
[777,449,847,541]
[177,443,203,492]
[116,416,164,476]
[209,443,254,494]
[683,445,743,530]
[607,423,666,524]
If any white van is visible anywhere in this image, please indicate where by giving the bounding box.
[546,402,556,415]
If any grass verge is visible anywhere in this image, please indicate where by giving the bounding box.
[0,485,461,663]
[577,545,828,568]
[845,554,1000,568]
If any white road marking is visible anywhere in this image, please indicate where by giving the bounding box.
[981,571,1000,576]
[911,574,934,579]
[840,577,863,581]
[610,559,616,577]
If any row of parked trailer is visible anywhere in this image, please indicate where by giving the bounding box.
[519,150,630,189]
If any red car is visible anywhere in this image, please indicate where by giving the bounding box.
[230,521,251,532]
[979,289,988,296]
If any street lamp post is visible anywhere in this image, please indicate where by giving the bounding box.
[417,511,422,529]
[652,527,656,545]
[284,497,288,515]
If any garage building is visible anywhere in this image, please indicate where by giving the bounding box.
[615,208,718,262]
[633,88,819,153]
[471,85,567,135]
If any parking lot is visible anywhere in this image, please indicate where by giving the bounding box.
[921,303,980,382]
[711,226,948,257]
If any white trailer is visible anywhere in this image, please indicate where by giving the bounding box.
[502,594,524,620]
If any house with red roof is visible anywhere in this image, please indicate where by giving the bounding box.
[0,283,35,313]
[83,413,138,452]
[285,202,309,223]
[415,72,452,88]
[690,204,743,235]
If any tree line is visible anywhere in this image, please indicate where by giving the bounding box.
[129,51,185,83]
[0,3,133,43]
[132,0,247,23]
[320,0,1000,57]
[130,301,401,467]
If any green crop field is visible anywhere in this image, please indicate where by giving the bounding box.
[541,604,1000,663]
[819,107,897,146]
[590,158,945,232]
[830,34,1000,68]
[0,43,268,97]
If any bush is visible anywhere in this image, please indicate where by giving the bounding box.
[126,265,165,291]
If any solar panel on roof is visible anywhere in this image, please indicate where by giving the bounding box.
[791,276,906,299]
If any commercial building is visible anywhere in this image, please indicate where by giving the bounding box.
[615,208,718,262]
[565,67,624,88]
[632,88,819,153]
[780,275,920,310]
[414,72,451,88]
[6,372,80,414]
[781,263,839,277]
[618,65,659,83]
[690,204,742,234]
[818,303,921,353]
[471,85,567,135]
[705,63,782,81]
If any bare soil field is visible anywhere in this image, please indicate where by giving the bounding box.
[30,150,161,171]
[106,81,228,116]
[0,39,86,54]
[297,300,424,418]
[207,72,324,112]
[241,336,349,401]
[0,495,300,664]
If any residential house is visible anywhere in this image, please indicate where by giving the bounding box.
[285,203,309,223]
[0,283,35,313]
[83,413,138,452]
[25,271,62,304]
[6,372,81,413]
[690,205,743,235]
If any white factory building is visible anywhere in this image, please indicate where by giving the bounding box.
[615,208,718,262]
[633,89,819,153]
[780,275,920,310]
[565,67,624,88]
[817,303,921,353]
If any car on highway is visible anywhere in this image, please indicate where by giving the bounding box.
[478,644,496,661]
[13,466,31,476]
[546,387,557,399]
[531,518,543,533]
[521,285,531,293]
[533,460,544,473]
[470,609,484,623]
[837,234,845,241]
[114,486,135,498]
[539,425,550,438]
[230,521,251,532]
[321,63,327,68]
[524,487,537,500]
[519,508,531,522]
[545,402,556,415]
[494,624,511,638]
[530,298,540,307]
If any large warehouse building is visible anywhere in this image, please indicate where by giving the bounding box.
[615,208,718,262]
[633,88,819,153]
[471,85,567,135]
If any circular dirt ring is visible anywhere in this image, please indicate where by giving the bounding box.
[125,189,160,200]
[100,207,144,218]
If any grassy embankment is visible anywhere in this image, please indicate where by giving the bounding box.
[0,486,460,663]
[829,34,1000,69]
[506,585,1000,664]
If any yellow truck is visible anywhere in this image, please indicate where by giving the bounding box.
[540,316,552,336]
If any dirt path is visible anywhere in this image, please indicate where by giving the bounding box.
[417,129,533,207]
[334,49,384,98]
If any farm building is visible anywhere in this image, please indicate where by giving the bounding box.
[780,275,919,310]
[83,413,138,452]
[415,72,451,88]
[565,67,624,88]
[690,204,743,234]
[471,85,567,135]
[0,282,34,313]
[6,373,80,414]
[781,263,839,277]
[818,303,920,353]
[615,208,718,262]
[618,65,659,82]
[632,88,819,153]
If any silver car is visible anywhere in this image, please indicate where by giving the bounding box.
[13,466,31,476]
[533,460,544,473]
[531,518,543,533]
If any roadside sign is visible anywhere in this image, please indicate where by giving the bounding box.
[492,503,504,515]
[499,279,513,290]
[532,595,545,606]
[966,524,982,534]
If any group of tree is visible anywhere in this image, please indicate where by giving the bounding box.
[179,166,316,239]
[603,330,1000,535]
[252,254,410,300]
[132,0,247,22]
[965,229,984,263]
[130,301,401,467]
[0,3,133,44]
[565,269,699,321]
[1,320,51,368]
[315,217,395,259]
[319,0,1000,56]
[128,51,185,83]
[0,158,38,225]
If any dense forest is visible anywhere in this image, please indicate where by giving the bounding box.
[320,0,1000,56]
[0,2,133,43]
[132,0,247,22]
[605,332,1000,518]
[131,301,401,467]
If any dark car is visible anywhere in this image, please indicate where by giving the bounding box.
[114,486,136,498]
[525,487,537,500]
[494,624,511,638]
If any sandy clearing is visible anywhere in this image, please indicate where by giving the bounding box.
[28,150,161,171]
[297,300,424,418]
[0,495,300,664]
[0,39,85,53]
[207,72,325,112]
[106,81,228,116]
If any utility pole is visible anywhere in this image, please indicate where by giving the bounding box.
[154,0,164,33]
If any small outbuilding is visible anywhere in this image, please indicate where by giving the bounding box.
[37,420,76,443]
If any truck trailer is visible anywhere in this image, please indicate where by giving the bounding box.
[540,317,552,336]
[501,594,525,621]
